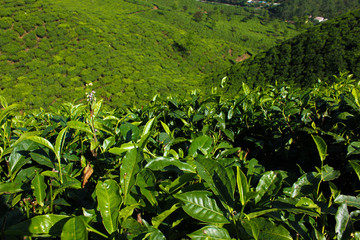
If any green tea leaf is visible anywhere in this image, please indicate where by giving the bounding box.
[108,142,136,155]
[145,157,196,173]
[136,169,157,206]
[175,191,230,224]
[32,171,47,207]
[335,195,360,209]
[8,140,39,177]
[195,156,234,208]
[335,203,351,240]
[151,203,180,229]
[288,172,320,198]
[348,142,360,157]
[96,179,121,234]
[120,122,140,142]
[61,216,88,240]
[0,182,27,195]
[349,160,360,181]
[0,104,18,126]
[16,135,55,153]
[188,225,232,240]
[352,88,360,107]
[236,167,248,206]
[311,135,327,162]
[119,204,140,220]
[189,135,213,157]
[255,171,281,204]
[295,197,319,209]
[242,217,292,240]
[54,127,68,161]
[160,121,172,136]
[166,173,197,194]
[320,165,340,181]
[67,121,92,134]
[102,136,116,152]
[120,148,142,204]
[144,222,166,240]
[53,175,81,198]
[5,214,70,237]
[93,99,103,118]
[247,208,279,219]
[30,152,55,169]
[242,82,251,95]
[313,227,326,240]
[141,117,155,138]
[241,219,260,240]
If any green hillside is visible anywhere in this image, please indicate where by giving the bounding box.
[270,0,360,20]
[0,0,297,109]
[215,8,360,95]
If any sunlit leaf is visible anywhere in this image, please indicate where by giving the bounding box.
[188,225,232,240]
[0,104,19,126]
[189,135,213,157]
[195,156,234,207]
[236,167,248,206]
[54,127,68,161]
[255,171,281,204]
[32,171,47,207]
[9,140,39,177]
[5,214,70,237]
[335,203,351,240]
[288,172,320,198]
[175,191,230,224]
[242,217,292,240]
[141,117,155,138]
[108,142,136,155]
[145,157,196,173]
[120,148,142,204]
[61,216,88,240]
[67,121,92,134]
[96,179,121,234]
[93,99,103,118]
[335,195,360,209]
[320,165,340,181]
[0,182,27,195]
[312,135,327,162]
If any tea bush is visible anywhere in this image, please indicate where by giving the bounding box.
[1,73,360,239]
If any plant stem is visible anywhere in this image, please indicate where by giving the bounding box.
[50,181,53,213]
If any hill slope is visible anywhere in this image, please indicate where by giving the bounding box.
[270,0,360,20]
[0,0,297,109]
[215,9,360,94]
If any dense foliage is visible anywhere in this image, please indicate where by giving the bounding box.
[270,0,360,20]
[0,0,297,109]
[1,73,360,239]
[215,9,360,95]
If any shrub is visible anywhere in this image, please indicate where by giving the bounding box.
[0,9,12,17]
[35,26,46,37]
[0,17,13,29]
[23,31,37,48]
[13,22,25,35]
[1,42,22,55]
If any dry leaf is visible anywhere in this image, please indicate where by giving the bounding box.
[82,162,94,188]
